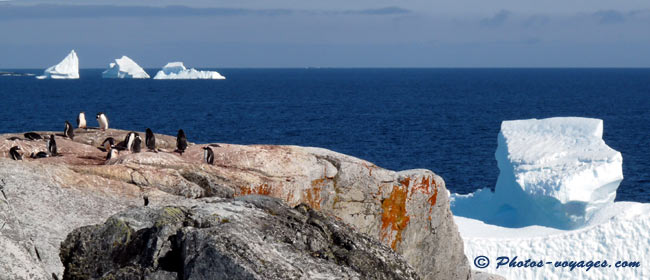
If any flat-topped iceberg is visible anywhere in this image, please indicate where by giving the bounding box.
[153,62,225,80]
[450,117,648,279]
[102,56,150,79]
[452,117,622,229]
[36,50,79,79]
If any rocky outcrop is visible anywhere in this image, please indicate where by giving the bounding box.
[1,128,470,280]
[60,195,420,280]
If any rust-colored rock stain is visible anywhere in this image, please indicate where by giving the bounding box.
[305,178,328,210]
[380,182,410,250]
[380,175,440,249]
[237,183,273,196]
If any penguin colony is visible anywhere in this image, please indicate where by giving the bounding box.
[4,112,218,166]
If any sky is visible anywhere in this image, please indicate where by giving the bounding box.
[1,0,650,68]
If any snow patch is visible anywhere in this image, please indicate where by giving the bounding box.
[102,56,150,79]
[153,62,225,80]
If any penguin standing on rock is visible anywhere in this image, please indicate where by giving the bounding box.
[123,132,136,152]
[96,112,109,131]
[145,128,156,152]
[175,129,187,155]
[77,112,87,129]
[203,146,214,165]
[133,134,142,153]
[47,135,58,156]
[9,146,22,160]
[64,121,74,140]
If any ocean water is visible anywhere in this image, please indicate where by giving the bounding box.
[1,68,648,202]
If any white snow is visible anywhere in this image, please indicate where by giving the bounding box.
[102,56,150,79]
[153,62,225,80]
[457,202,650,279]
[36,50,79,79]
[451,117,648,279]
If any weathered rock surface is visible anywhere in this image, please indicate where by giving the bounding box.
[60,195,420,280]
[1,128,470,280]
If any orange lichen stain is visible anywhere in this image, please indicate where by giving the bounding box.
[408,176,439,221]
[305,178,331,210]
[380,183,410,250]
[236,183,273,196]
[305,185,323,210]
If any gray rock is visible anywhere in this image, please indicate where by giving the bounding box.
[60,196,420,280]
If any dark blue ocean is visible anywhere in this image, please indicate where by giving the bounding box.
[1,69,648,202]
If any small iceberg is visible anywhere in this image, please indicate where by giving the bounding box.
[102,56,150,79]
[153,62,225,80]
[36,50,79,79]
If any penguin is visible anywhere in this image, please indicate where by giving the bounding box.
[47,135,58,156]
[6,136,21,141]
[9,146,22,160]
[23,132,42,140]
[30,151,49,159]
[64,121,74,140]
[145,128,156,151]
[203,146,214,165]
[132,134,142,153]
[106,148,118,160]
[100,137,115,152]
[124,131,136,152]
[96,112,109,131]
[77,112,87,129]
[143,195,149,206]
[176,129,187,155]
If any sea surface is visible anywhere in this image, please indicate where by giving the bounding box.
[1,69,648,202]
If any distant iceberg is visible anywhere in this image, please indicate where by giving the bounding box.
[153,62,225,80]
[102,56,150,79]
[36,50,79,79]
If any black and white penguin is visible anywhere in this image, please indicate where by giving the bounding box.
[96,112,109,131]
[143,195,149,206]
[203,146,214,165]
[47,135,58,156]
[176,129,187,155]
[30,151,49,159]
[106,148,118,160]
[24,132,42,140]
[124,131,136,152]
[132,134,142,153]
[64,121,74,140]
[9,146,22,160]
[100,137,115,152]
[145,128,156,151]
[77,112,87,129]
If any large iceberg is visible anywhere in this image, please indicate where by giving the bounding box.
[451,117,648,279]
[36,50,79,79]
[153,62,225,80]
[102,56,150,79]
[452,117,622,229]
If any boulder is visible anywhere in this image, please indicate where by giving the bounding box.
[60,195,420,280]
